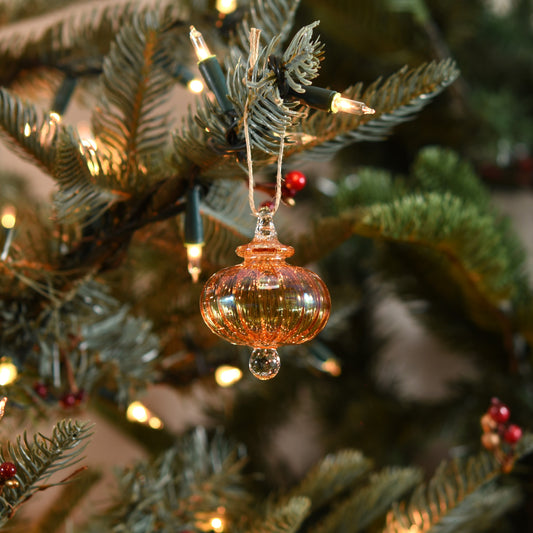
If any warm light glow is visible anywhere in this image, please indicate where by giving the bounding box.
[187,78,204,93]
[126,401,149,423]
[49,111,62,123]
[187,244,203,283]
[190,26,212,62]
[216,0,237,14]
[210,517,224,532]
[81,138,98,151]
[215,365,243,387]
[148,416,163,429]
[0,359,18,386]
[126,401,164,429]
[331,93,375,115]
[1,206,16,229]
[23,123,31,137]
[321,357,342,376]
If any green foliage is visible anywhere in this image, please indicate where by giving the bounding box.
[411,147,492,208]
[287,450,372,510]
[249,497,311,533]
[91,9,176,190]
[383,448,528,533]
[0,419,93,528]
[290,59,459,160]
[310,467,422,533]
[54,128,116,224]
[0,87,59,173]
[87,428,250,533]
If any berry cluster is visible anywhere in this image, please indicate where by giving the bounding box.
[33,382,86,409]
[481,398,523,472]
[260,170,308,211]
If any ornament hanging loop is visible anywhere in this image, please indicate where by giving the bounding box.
[243,28,285,217]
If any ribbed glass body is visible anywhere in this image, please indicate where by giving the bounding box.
[200,209,331,379]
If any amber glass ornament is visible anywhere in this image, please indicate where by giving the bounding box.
[200,207,331,380]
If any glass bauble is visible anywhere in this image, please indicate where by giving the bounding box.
[200,207,331,380]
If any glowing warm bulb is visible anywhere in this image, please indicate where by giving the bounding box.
[210,517,224,532]
[321,357,342,376]
[0,359,18,386]
[186,244,203,283]
[126,401,164,429]
[126,401,149,423]
[49,112,62,123]
[1,207,16,229]
[187,78,204,93]
[331,93,375,115]
[215,365,243,387]
[148,416,163,429]
[216,0,237,14]
[190,26,212,62]
[23,123,31,137]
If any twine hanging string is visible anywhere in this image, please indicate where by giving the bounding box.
[243,28,285,217]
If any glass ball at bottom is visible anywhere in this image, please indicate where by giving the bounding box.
[249,348,280,380]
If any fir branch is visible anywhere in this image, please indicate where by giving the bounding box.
[383,451,522,533]
[411,147,492,208]
[91,428,250,532]
[54,127,117,225]
[0,87,60,173]
[0,2,187,87]
[176,21,325,167]
[251,496,311,533]
[288,59,459,160]
[231,0,301,55]
[0,419,93,527]
[311,467,422,533]
[287,449,373,511]
[354,193,524,319]
[91,9,176,190]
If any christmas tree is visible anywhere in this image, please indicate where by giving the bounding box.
[0,0,533,531]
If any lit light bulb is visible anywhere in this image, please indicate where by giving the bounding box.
[1,206,16,229]
[0,396,7,421]
[23,123,31,137]
[187,78,204,93]
[148,416,163,429]
[1,206,16,261]
[215,365,243,387]
[126,401,164,429]
[320,357,342,376]
[126,401,149,423]
[190,26,212,62]
[0,359,18,386]
[216,0,237,14]
[330,93,375,115]
[186,244,203,283]
[49,111,62,124]
[210,517,224,532]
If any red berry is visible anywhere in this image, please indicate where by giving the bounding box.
[504,424,522,444]
[489,403,510,423]
[33,382,48,399]
[60,393,77,408]
[0,462,17,480]
[284,170,307,192]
